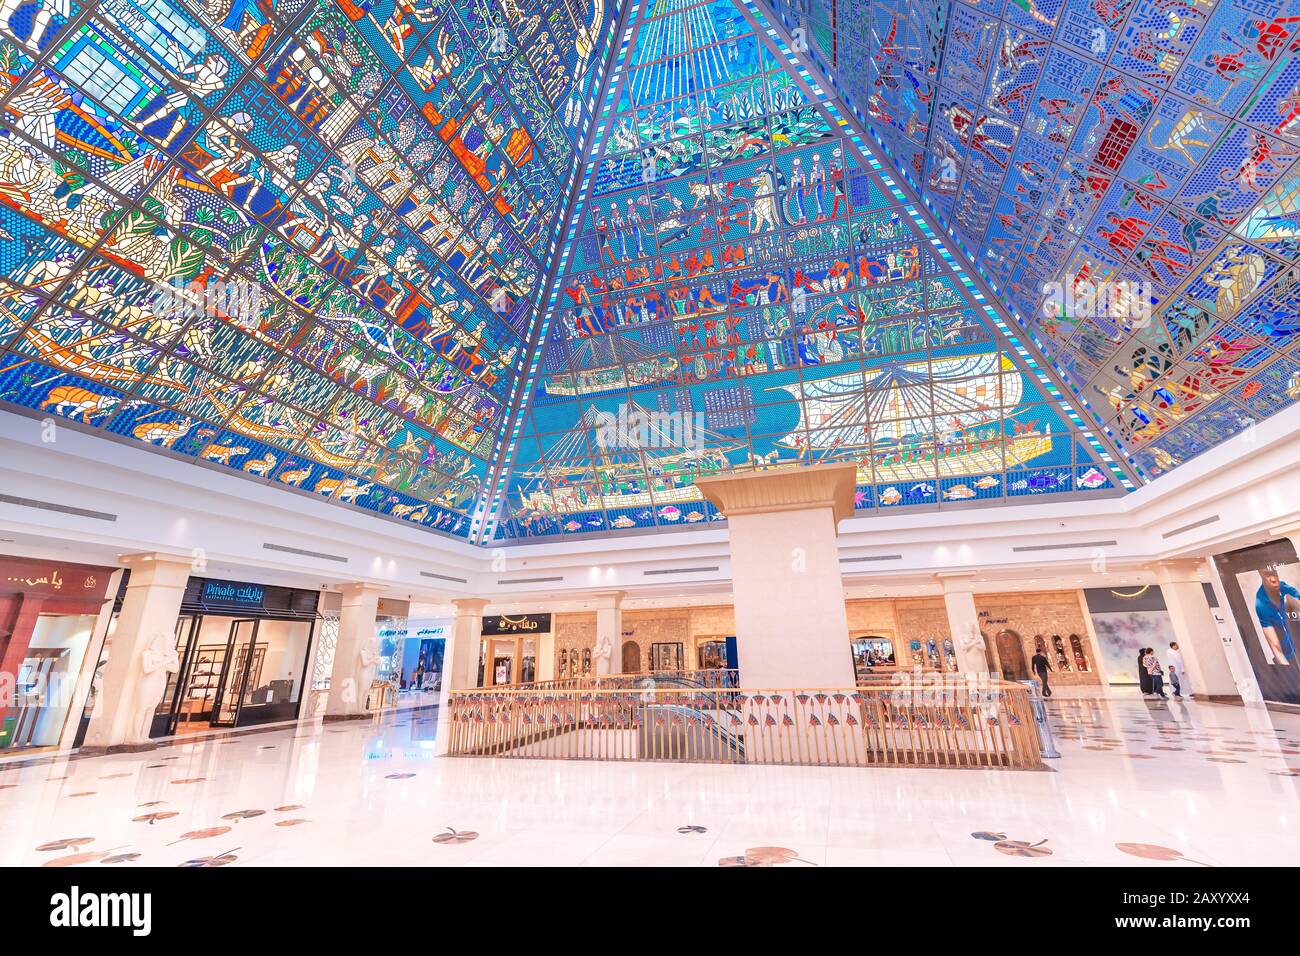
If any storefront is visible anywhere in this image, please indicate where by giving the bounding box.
[397,618,447,697]
[481,614,549,685]
[152,577,320,737]
[0,555,119,753]
[694,634,737,671]
[850,635,898,680]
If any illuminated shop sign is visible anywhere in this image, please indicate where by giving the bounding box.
[201,580,266,607]
[482,614,552,635]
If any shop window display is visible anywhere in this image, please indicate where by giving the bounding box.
[649,642,685,672]
[697,639,728,670]
[1050,635,1073,672]
[1068,635,1091,672]
[10,614,97,749]
[850,636,896,682]
[0,556,117,753]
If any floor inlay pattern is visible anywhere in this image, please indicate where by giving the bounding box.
[1,697,1297,866]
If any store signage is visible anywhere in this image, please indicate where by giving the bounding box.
[201,580,266,607]
[0,556,113,599]
[482,613,551,635]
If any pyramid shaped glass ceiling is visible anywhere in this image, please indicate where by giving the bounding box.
[0,0,1140,543]
[481,0,1130,540]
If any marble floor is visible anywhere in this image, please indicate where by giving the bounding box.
[1,698,1298,867]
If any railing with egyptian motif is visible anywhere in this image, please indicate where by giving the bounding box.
[445,678,1042,770]
[484,669,740,693]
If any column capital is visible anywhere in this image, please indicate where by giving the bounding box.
[119,552,194,588]
[696,463,857,524]
[590,590,627,609]
[452,597,490,616]
[338,582,389,599]
[1152,559,1207,585]
[934,571,977,592]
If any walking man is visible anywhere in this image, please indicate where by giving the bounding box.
[1031,647,1052,698]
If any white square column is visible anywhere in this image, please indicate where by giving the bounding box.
[593,591,626,677]
[83,553,193,751]
[697,464,856,689]
[434,598,488,755]
[1153,560,1240,701]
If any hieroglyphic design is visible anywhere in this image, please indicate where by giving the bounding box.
[768,0,1300,478]
[0,0,618,536]
[493,0,1121,540]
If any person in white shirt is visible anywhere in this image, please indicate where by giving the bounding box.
[1167,641,1190,699]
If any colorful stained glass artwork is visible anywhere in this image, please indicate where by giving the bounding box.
[486,0,1123,540]
[0,0,618,537]
[767,0,1300,481]
[6,0,1294,540]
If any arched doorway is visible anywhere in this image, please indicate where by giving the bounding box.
[621,640,641,673]
[995,629,1029,681]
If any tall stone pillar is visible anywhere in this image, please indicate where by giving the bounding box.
[1153,560,1240,702]
[696,464,856,688]
[434,598,488,755]
[936,573,992,675]
[593,591,626,677]
[83,553,193,751]
[325,583,387,719]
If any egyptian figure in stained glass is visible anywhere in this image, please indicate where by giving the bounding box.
[134,42,230,153]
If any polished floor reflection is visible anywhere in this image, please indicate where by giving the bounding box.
[1,699,1297,867]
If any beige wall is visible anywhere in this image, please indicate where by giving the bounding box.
[975,591,1100,685]
[548,592,1100,684]
[553,606,739,674]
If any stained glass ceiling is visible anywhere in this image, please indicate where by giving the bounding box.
[0,0,616,537]
[8,0,1276,544]
[765,0,1300,483]
[482,0,1128,540]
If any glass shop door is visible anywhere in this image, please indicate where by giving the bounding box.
[210,619,260,727]
[649,642,684,672]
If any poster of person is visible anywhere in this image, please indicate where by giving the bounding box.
[398,621,447,693]
[1233,563,1300,666]
[1214,541,1300,706]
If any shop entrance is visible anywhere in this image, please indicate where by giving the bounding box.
[850,634,897,681]
[165,618,266,734]
[649,642,684,671]
[484,636,537,685]
[156,611,315,737]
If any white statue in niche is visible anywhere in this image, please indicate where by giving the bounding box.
[357,638,381,708]
[956,624,986,664]
[593,630,614,674]
[130,631,180,745]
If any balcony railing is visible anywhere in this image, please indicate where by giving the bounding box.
[483,669,740,692]
[445,679,1042,770]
